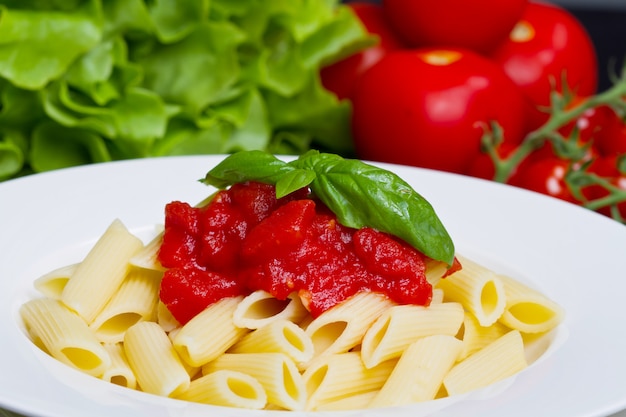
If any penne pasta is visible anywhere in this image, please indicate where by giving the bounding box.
[61,219,144,323]
[228,319,314,364]
[457,311,510,361]
[90,267,161,343]
[232,290,309,329]
[497,274,565,334]
[33,263,78,299]
[157,300,180,332]
[129,231,165,272]
[124,321,190,397]
[173,296,248,367]
[20,298,111,377]
[176,369,267,409]
[360,302,464,368]
[303,352,396,410]
[369,334,463,407]
[101,342,137,389]
[202,352,306,411]
[304,292,394,364]
[314,391,378,411]
[443,330,527,396]
[436,256,506,326]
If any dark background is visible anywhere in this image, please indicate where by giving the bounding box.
[569,8,626,92]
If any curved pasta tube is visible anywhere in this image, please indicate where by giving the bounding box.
[202,352,306,411]
[90,267,161,343]
[61,219,144,323]
[497,274,565,334]
[176,369,267,409]
[20,298,111,377]
[173,296,248,367]
[304,292,394,364]
[303,352,396,411]
[101,342,137,389]
[124,321,190,397]
[228,319,314,364]
[443,330,527,396]
[436,256,506,326]
[360,302,464,368]
[233,290,308,329]
[33,263,77,299]
[369,335,463,407]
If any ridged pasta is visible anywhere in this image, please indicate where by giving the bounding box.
[369,335,463,407]
[304,292,394,364]
[232,290,309,329]
[443,330,527,396]
[61,219,144,323]
[202,352,306,411]
[90,267,161,343]
[303,352,396,410]
[123,321,190,397]
[176,369,267,409]
[173,296,248,367]
[360,302,464,368]
[436,256,506,326]
[497,274,565,334]
[20,298,111,377]
[228,319,314,364]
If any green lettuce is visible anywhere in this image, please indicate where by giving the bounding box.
[0,0,370,180]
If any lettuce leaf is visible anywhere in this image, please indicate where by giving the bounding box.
[0,0,367,180]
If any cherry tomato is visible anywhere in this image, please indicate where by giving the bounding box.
[382,0,528,54]
[593,109,626,157]
[559,98,616,146]
[490,2,598,131]
[320,2,405,101]
[351,48,527,174]
[515,157,578,203]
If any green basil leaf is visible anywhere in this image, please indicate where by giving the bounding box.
[292,152,455,264]
[202,150,294,188]
[275,169,316,198]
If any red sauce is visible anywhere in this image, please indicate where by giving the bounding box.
[158,181,437,324]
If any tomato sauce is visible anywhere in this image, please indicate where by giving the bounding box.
[158,181,435,324]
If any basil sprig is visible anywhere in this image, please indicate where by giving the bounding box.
[202,150,455,265]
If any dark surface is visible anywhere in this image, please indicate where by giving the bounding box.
[569,8,626,92]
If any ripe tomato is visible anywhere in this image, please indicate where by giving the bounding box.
[382,0,528,54]
[593,108,626,157]
[320,2,405,101]
[515,157,578,203]
[350,48,527,174]
[490,2,598,131]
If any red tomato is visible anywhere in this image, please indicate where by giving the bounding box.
[559,99,616,146]
[382,0,528,54]
[351,48,527,174]
[593,109,626,157]
[490,2,598,131]
[320,2,405,100]
[515,157,578,203]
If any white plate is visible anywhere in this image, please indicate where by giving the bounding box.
[1,155,626,417]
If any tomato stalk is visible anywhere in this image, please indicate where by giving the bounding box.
[481,61,626,223]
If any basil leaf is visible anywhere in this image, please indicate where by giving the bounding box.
[201,150,294,188]
[275,169,316,198]
[203,151,455,265]
[292,152,455,265]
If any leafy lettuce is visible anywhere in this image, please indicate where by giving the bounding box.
[0,0,370,180]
